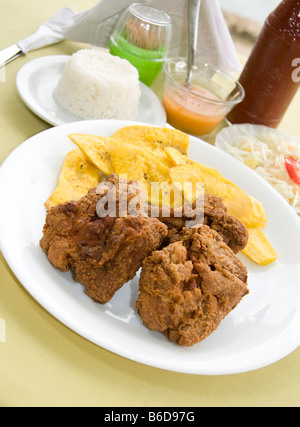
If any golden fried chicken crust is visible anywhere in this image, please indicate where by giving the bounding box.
[40,175,168,304]
[136,226,249,346]
[152,194,249,254]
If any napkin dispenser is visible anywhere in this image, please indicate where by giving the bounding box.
[64,0,241,75]
[1,0,241,77]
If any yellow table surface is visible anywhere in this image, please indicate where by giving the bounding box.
[1,0,300,408]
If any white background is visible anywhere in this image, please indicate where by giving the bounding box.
[218,0,282,24]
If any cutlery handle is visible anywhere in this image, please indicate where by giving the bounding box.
[185,0,201,85]
[0,44,22,68]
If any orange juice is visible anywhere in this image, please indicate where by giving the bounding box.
[162,84,226,136]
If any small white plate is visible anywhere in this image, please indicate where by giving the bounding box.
[215,124,300,214]
[215,123,300,151]
[0,120,300,375]
[16,55,167,127]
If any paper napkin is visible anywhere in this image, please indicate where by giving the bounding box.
[16,0,241,74]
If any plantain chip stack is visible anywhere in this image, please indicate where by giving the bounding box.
[45,125,278,266]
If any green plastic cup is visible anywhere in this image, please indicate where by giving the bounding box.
[109,36,165,86]
[109,3,171,87]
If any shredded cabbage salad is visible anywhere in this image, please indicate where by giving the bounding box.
[222,132,300,214]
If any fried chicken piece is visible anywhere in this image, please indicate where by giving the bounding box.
[202,194,249,253]
[153,194,249,254]
[136,225,249,346]
[40,175,168,304]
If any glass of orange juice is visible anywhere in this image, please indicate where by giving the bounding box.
[162,58,244,137]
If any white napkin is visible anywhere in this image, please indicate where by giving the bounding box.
[195,0,242,74]
[17,0,241,74]
[17,7,78,54]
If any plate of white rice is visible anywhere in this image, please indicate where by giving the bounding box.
[16,51,167,127]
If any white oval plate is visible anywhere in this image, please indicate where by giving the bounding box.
[0,120,300,375]
[16,55,167,127]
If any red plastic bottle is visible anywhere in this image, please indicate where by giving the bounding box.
[228,0,300,128]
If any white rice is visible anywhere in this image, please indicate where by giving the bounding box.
[53,49,141,120]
